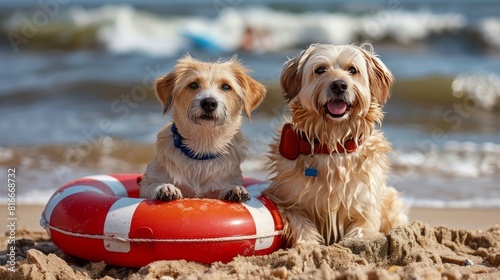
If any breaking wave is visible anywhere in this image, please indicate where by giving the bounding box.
[3,5,496,56]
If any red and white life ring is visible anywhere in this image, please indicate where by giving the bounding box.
[40,174,284,267]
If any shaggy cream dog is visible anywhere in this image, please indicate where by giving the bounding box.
[263,44,408,246]
[140,56,266,202]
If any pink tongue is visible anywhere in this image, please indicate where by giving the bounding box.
[327,100,348,115]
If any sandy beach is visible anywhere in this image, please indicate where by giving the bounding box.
[1,1,500,279]
[1,204,499,279]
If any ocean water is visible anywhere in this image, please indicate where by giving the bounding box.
[0,0,499,208]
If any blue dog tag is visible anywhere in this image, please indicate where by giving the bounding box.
[305,167,318,177]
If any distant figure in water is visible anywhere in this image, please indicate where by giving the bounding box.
[240,25,273,53]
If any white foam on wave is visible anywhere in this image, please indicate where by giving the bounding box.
[95,7,465,54]
[392,141,500,178]
[452,72,500,111]
[70,5,186,56]
[1,189,54,205]
[361,11,466,44]
[403,197,500,209]
[478,17,500,49]
[4,4,468,55]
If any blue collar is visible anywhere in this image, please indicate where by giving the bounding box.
[171,123,221,160]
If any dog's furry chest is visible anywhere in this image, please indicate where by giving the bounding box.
[169,155,243,190]
[294,146,388,209]
[158,128,246,195]
[266,131,391,242]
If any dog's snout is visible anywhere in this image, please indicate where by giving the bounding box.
[200,97,218,112]
[330,80,347,95]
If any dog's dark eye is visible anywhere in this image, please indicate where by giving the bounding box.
[315,67,327,74]
[188,82,199,89]
[221,84,231,91]
[348,67,357,75]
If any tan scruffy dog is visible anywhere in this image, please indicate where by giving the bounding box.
[140,56,266,202]
[263,44,408,246]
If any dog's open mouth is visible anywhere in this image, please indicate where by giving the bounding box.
[325,99,351,118]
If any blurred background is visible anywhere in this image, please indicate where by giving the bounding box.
[0,0,499,208]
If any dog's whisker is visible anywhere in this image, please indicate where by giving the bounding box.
[214,105,229,127]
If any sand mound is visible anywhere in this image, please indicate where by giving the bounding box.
[1,221,499,279]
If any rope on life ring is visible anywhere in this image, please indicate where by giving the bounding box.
[41,174,285,266]
[41,221,283,243]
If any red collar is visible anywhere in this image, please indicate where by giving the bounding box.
[279,123,360,160]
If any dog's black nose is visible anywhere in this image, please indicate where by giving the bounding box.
[330,80,347,95]
[200,97,218,112]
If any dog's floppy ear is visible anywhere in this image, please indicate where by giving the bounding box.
[280,56,302,103]
[229,58,266,120]
[242,78,266,120]
[361,47,393,107]
[156,55,199,114]
[155,71,177,115]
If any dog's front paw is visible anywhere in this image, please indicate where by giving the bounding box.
[154,183,183,201]
[221,186,250,202]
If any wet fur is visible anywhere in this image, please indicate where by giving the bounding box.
[263,44,408,246]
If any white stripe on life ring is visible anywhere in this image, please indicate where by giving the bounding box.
[103,197,144,253]
[242,197,275,251]
[83,174,128,197]
[41,185,105,228]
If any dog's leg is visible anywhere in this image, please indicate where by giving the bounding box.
[219,186,250,202]
[380,186,408,233]
[343,226,381,239]
[283,210,324,246]
[339,207,383,240]
[140,163,183,201]
[153,183,183,201]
